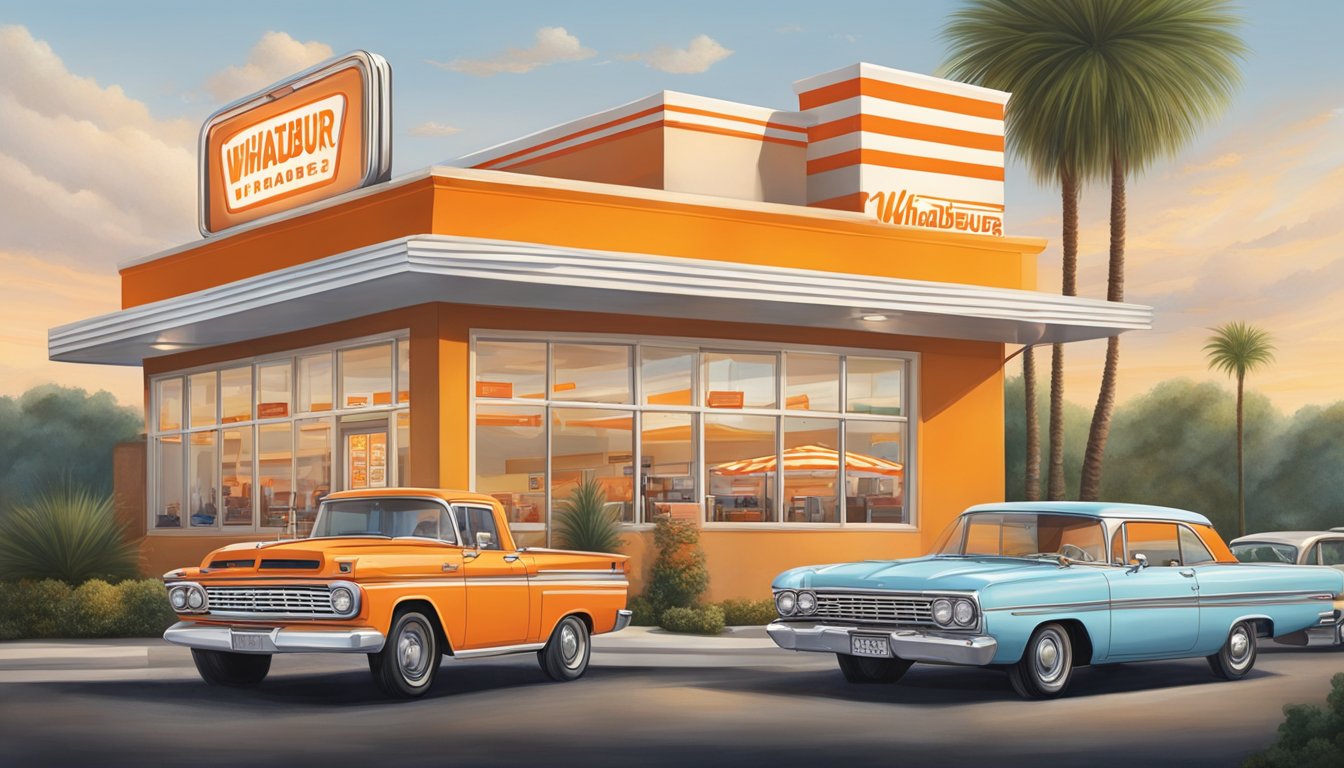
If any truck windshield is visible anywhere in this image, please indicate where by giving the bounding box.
[932,512,1107,563]
[310,498,454,542]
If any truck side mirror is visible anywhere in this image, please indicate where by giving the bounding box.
[475,531,494,550]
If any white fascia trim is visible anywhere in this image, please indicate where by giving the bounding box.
[55,234,1150,364]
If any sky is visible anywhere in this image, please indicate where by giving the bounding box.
[1,0,1341,415]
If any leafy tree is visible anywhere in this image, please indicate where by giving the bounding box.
[1253,404,1344,531]
[0,385,141,508]
[1004,375,1089,502]
[1205,322,1276,537]
[553,476,623,554]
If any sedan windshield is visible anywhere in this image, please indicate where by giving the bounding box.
[932,512,1107,563]
[310,498,454,541]
[1230,542,1297,564]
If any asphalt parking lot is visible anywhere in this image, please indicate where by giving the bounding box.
[0,631,1339,768]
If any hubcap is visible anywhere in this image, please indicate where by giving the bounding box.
[1035,630,1066,685]
[397,623,430,684]
[1229,627,1252,666]
[559,621,586,670]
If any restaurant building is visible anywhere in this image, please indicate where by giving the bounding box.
[50,54,1149,599]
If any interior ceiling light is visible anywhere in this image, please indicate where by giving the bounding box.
[861,314,888,322]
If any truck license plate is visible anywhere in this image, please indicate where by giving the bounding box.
[851,635,890,657]
[231,632,267,652]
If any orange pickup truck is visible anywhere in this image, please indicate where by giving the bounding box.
[162,488,631,698]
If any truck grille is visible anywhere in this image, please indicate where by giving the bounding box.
[813,592,934,625]
[205,585,334,617]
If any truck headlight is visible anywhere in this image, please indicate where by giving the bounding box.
[953,598,976,627]
[169,586,187,610]
[775,590,798,616]
[932,598,953,626]
[796,591,817,615]
[330,586,354,615]
[186,586,206,611]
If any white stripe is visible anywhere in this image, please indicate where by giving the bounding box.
[792,62,1010,106]
[807,132,1004,169]
[665,113,806,144]
[0,646,148,661]
[484,111,664,169]
[803,97,1003,138]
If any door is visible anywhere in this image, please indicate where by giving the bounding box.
[455,504,530,648]
[1104,522,1200,657]
[339,418,390,491]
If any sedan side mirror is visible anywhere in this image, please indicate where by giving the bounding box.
[475,531,494,550]
[1127,553,1149,574]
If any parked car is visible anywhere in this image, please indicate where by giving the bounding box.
[1230,529,1344,645]
[163,488,632,698]
[767,502,1343,699]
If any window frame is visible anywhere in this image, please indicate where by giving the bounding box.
[469,330,919,544]
[147,331,410,537]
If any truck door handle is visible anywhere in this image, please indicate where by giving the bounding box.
[1179,569,1196,578]
[463,551,479,560]
[503,553,521,563]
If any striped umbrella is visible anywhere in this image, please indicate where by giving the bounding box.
[711,444,903,477]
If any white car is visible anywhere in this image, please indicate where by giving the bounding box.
[1230,530,1344,646]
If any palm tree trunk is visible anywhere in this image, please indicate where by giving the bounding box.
[1236,372,1245,538]
[1023,346,1040,501]
[1080,156,1127,500]
[1048,170,1079,500]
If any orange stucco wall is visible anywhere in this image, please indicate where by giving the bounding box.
[120,170,1042,309]
[130,302,1006,597]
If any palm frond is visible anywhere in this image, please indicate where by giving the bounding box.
[0,485,137,583]
[553,477,623,554]
[1204,321,1276,379]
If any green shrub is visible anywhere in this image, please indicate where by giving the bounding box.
[1244,673,1344,768]
[0,578,174,639]
[60,579,121,637]
[553,477,623,553]
[720,598,777,626]
[626,594,660,626]
[645,517,708,615]
[0,485,137,583]
[1,579,72,638]
[659,604,725,635]
[115,579,176,636]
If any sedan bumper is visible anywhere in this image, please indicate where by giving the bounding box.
[767,621,997,666]
[163,621,385,654]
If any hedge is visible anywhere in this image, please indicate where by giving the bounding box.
[658,604,725,635]
[1244,672,1344,768]
[719,598,776,626]
[0,579,176,640]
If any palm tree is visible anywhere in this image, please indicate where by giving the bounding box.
[944,1,1112,500]
[1069,1,1245,500]
[1023,346,1040,500]
[1204,322,1274,538]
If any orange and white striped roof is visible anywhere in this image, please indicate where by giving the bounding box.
[711,444,904,477]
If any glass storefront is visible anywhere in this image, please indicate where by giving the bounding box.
[150,333,409,535]
[474,334,915,544]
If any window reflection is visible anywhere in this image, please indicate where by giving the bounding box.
[475,405,546,535]
[785,353,839,412]
[844,420,906,523]
[553,344,631,404]
[704,352,776,409]
[476,341,545,399]
[705,414,777,522]
[551,408,634,523]
[783,417,840,523]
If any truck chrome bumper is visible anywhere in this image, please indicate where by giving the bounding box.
[613,609,633,633]
[163,621,385,654]
[767,621,998,666]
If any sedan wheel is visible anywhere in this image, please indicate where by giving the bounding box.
[370,610,440,698]
[1008,623,1074,699]
[1208,620,1257,680]
[539,615,591,682]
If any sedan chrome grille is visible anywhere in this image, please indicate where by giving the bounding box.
[205,585,334,617]
[813,592,934,625]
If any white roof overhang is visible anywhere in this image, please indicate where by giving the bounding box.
[50,234,1151,365]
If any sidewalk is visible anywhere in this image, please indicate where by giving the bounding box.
[0,625,791,683]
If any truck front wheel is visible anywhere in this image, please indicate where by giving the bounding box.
[370,609,440,698]
[191,649,271,686]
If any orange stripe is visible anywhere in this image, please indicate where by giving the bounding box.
[665,119,807,148]
[475,105,664,169]
[809,114,1003,152]
[663,103,808,135]
[494,121,663,171]
[807,149,1004,182]
[798,77,1003,120]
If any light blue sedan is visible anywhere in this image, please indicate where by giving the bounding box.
[767,502,1344,699]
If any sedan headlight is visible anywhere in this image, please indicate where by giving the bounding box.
[932,597,953,626]
[796,590,817,615]
[330,586,354,615]
[775,590,798,616]
[953,598,976,627]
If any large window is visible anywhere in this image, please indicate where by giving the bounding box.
[150,333,409,535]
[472,334,915,543]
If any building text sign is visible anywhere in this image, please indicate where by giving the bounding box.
[199,51,391,235]
[863,190,1003,237]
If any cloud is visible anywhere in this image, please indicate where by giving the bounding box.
[776,23,804,35]
[408,121,464,137]
[430,27,595,76]
[205,31,333,103]
[619,34,733,75]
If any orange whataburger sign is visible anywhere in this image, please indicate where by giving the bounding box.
[199,51,391,235]
[863,190,1003,237]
